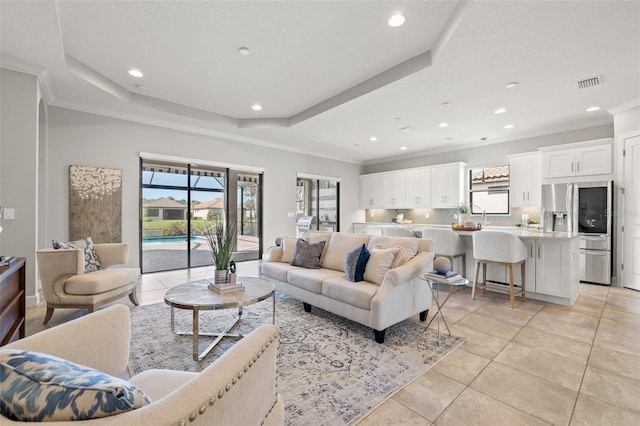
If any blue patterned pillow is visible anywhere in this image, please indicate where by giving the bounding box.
[290,238,325,269]
[53,237,102,272]
[345,244,371,282]
[0,349,151,422]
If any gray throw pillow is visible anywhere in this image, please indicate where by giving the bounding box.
[290,239,326,269]
[345,244,370,282]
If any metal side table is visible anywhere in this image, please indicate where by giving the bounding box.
[418,275,469,344]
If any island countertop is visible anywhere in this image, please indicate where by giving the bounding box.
[452,229,579,239]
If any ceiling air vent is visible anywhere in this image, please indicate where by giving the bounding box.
[577,75,602,89]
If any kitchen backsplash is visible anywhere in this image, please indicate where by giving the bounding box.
[365,206,541,227]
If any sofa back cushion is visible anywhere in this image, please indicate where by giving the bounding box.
[321,233,371,272]
[368,235,420,266]
[418,238,433,253]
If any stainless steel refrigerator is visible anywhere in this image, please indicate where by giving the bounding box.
[542,181,613,285]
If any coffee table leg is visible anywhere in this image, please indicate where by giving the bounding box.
[192,307,200,361]
[272,292,276,325]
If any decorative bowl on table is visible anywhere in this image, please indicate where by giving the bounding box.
[452,223,482,231]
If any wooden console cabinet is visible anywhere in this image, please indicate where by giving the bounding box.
[0,257,26,345]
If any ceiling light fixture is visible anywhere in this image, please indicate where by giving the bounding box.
[494,108,507,114]
[369,136,378,142]
[586,106,601,112]
[251,104,262,111]
[506,82,518,89]
[238,47,251,56]
[388,14,405,27]
[128,69,143,78]
[438,122,448,128]
[504,124,514,129]
[400,146,407,150]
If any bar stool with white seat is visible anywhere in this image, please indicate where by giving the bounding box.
[472,230,527,308]
[422,228,467,278]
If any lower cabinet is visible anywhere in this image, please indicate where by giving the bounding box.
[353,224,383,236]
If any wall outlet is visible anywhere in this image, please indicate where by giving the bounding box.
[287,212,295,217]
[3,208,15,220]
[425,213,430,219]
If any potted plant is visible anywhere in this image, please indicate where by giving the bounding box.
[450,202,472,225]
[202,219,237,284]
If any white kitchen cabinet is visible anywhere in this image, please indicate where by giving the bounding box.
[360,174,383,209]
[405,168,431,208]
[430,163,465,208]
[382,171,407,208]
[509,152,541,208]
[353,223,383,235]
[542,144,612,179]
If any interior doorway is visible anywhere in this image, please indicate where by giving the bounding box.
[296,176,340,234]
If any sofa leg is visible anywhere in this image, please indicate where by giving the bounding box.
[419,309,429,322]
[129,290,140,306]
[43,307,55,325]
[374,329,386,344]
[303,302,312,313]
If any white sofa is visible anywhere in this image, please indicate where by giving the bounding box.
[1,305,284,425]
[261,231,434,343]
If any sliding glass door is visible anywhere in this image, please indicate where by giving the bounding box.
[140,159,262,273]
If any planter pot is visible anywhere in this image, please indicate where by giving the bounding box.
[214,269,230,285]
[458,213,470,225]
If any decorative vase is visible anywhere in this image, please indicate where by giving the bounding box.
[214,268,230,285]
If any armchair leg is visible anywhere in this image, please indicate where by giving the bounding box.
[374,329,386,344]
[129,290,140,306]
[303,302,312,313]
[43,307,55,325]
[419,309,429,321]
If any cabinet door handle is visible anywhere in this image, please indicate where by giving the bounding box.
[530,244,533,258]
[527,191,530,201]
[538,245,541,259]
[571,162,574,173]
[577,161,580,172]
[522,192,525,201]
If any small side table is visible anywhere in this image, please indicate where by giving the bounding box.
[418,275,469,344]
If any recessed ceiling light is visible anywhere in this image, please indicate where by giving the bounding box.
[504,124,514,129]
[400,146,407,150]
[506,82,518,89]
[369,136,378,142]
[251,104,262,111]
[238,47,251,56]
[586,106,601,112]
[438,122,448,128]
[494,108,507,114]
[388,14,405,27]
[128,69,143,78]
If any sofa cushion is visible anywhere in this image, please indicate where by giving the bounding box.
[303,231,333,263]
[261,261,298,282]
[321,233,371,272]
[53,237,102,272]
[0,349,150,422]
[290,239,325,269]
[321,276,379,310]
[65,268,139,295]
[364,247,400,285]
[368,235,419,266]
[345,244,370,282]
[287,268,344,294]
[281,237,298,263]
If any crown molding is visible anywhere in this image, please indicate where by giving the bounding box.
[610,99,640,115]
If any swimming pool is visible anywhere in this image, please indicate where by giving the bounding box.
[142,236,207,246]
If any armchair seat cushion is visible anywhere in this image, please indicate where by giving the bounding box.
[65,268,139,295]
[129,369,197,401]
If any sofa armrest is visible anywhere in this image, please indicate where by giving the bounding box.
[94,243,129,268]
[380,251,434,289]
[263,246,283,263]
[4,304,131,378]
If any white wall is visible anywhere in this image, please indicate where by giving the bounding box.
[46,107,363,269]
[0,69,41,304]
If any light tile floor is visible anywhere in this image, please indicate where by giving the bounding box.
[25,262,640,425]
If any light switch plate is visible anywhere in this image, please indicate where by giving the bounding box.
[3,208,15,220]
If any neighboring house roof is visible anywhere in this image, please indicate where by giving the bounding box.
[144,198,188,209]
[193,199,224,210]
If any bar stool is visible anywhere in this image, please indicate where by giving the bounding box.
[422,228,467,278]
[472,231,527,308]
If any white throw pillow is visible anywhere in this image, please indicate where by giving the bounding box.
[281,237,298,263]
[364,247,400,285]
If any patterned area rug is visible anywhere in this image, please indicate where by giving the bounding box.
[129,293,465,425]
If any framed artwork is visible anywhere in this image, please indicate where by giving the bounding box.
[69,165,122,243]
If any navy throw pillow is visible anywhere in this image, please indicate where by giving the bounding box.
[345,244,370,282]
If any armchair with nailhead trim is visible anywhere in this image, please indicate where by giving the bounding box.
[2,304,284,425]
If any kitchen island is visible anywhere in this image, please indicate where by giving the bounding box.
[353,223,580,305]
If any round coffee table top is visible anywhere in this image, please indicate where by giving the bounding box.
[164,276,274,311]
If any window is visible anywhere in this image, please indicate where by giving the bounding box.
[469,165,510,214]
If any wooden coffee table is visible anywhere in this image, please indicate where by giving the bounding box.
[164,276,275,361]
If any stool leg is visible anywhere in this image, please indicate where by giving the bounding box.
[508,264,515,308]
[448,256,455,294]
[482,263,487,294]
[521,262,526,302]
[462,253,467,279]
[472,261,481,300]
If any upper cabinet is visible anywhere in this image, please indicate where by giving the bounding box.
[430,163,465,208]
[509,152,541,208]
[382,171,407,208]
[360,174,383,209]
[405,168,431,208]
[541,141,612,180]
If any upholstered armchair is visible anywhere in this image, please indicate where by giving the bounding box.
[36,243,139,324]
